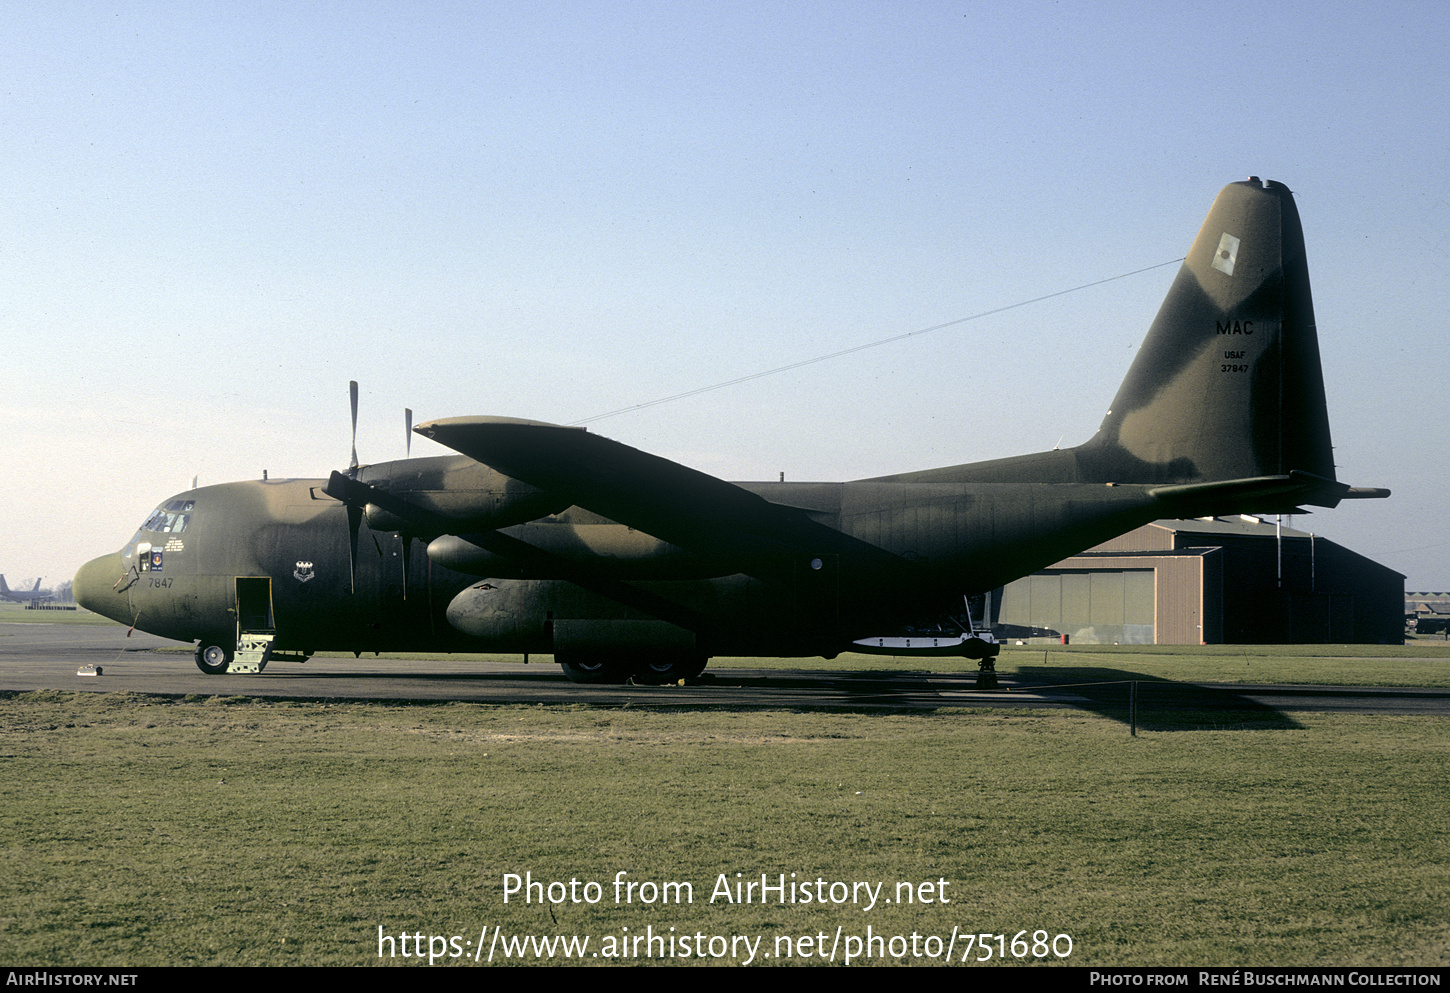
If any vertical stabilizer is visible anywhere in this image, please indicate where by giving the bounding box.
[1079,178,1335,485]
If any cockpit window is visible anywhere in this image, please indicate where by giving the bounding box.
[141,507,192,533]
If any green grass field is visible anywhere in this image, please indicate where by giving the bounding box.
[0,602,107,625]
[2,653,1447,967]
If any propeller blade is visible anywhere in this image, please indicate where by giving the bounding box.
[345,501,361,594]
[322,470,366,595]
[349,380,360,473]
[400,534,411,600]
[405,408,413,458]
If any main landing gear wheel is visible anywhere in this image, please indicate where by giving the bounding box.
[634,655,708,684]
[964,637,1001,690]
[195,643,232,675]
[557,654,630,685]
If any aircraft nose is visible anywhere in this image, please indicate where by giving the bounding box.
[74,553,132,624]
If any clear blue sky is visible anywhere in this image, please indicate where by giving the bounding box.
[5,2,1448,589]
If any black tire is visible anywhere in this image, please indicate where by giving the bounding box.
[557,654,629,685]
[195,643,231,675]
[634,655,708,684]
[962,638,1000,661]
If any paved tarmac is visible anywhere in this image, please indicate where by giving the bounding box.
[4,620,1448,717]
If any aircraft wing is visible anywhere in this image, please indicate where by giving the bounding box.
[414,416,903,571]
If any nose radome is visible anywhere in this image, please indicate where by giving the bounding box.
[74,554,130,624]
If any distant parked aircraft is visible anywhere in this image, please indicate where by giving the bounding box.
[0,576,53,604]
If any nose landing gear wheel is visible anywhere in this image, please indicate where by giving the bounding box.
[195,643,232,675]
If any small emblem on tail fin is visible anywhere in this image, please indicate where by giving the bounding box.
[1212,232,1240,275]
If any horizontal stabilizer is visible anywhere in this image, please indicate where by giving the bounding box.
[1150,470,1389,517]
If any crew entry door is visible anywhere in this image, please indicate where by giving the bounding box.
[233,576,276,673]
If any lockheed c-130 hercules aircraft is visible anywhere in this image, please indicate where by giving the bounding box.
[75,179,1388,683]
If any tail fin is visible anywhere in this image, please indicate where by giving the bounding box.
[0,576,8,594]
[872,179,1385,507]
[1078,177,1335,486]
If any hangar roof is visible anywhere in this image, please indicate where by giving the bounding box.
[1165,516,1316,539]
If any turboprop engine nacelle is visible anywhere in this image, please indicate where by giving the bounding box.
[344,456,571,535]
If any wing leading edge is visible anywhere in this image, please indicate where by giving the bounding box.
[414,416,920,582]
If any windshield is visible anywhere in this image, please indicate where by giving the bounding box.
[140,498,195,534]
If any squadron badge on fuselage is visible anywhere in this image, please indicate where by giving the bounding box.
[294,561,315,583]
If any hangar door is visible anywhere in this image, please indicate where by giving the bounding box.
[999,569,1155,644]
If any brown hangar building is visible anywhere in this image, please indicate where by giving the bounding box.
[993,517,1404,645]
